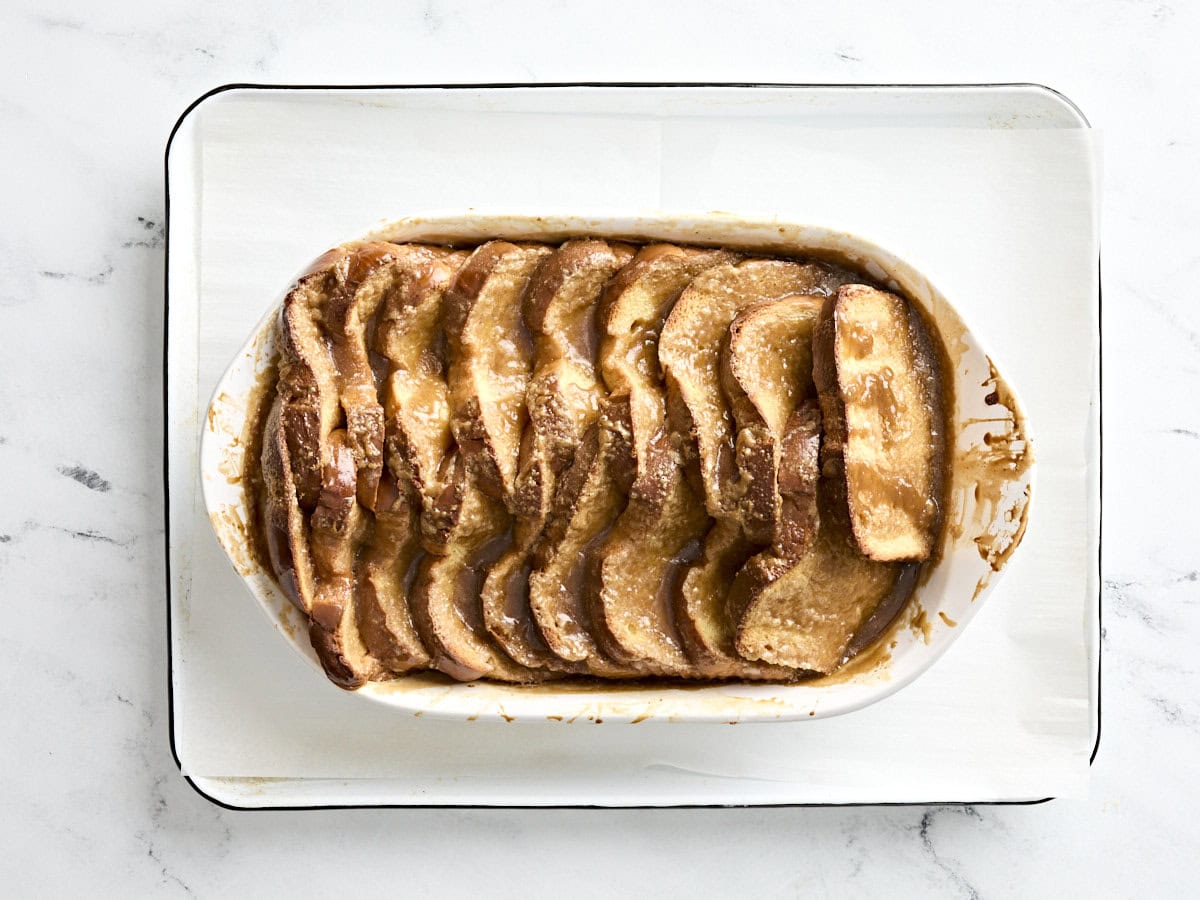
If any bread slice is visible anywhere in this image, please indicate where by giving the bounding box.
[408,452,547,682]
[355,470,431,674]
[277,247,356,510]
[635,260,827,675]
[306,429,389,688]
[444,242,554,507]
[731,479,911,673]
[659,259,842,519]
[813,284,946,561]
[483,241,632,670]
[588,453,704,674]
[720,294,825,546]
[372,246,470,552]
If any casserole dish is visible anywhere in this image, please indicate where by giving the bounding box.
[200,211,1034,723]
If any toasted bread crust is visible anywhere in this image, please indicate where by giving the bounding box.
[321,243,410,511]
[526,412,644,677]
[582,247,738,674]
[260,395,315,613]
[675,405,822,679]
[721,294,826,545]
[675,519,797,680]
[589,478,703,674]
[599,245,737,495]
[516,240,636,510]
[658,262,837,677]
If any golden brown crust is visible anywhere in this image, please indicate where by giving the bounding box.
[583,246,738,674]
[675,406,823,679]
[657,261,839,677]
[599,245,737,497]
[322,243,405,511]
[588,459,703,675]
[514,240,636,515]
[660,259,843,519]
[260,395,315,613]
[527,412,644,677]
[675,519,797,680]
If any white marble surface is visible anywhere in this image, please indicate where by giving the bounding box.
[1,0,1195,895]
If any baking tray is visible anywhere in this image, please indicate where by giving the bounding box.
[164,83,1100,809]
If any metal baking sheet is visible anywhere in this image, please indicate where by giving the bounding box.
[164,83,1100,809]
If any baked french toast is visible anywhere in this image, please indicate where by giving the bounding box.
[676,405,823,679]
[254,237,949,690]
[526,413,644,677]
[322,243,410,511]
[660,259,843,518]
[277,247,356,510]
[720,294,827,546]
[519,240,635,494]
[598,244,737,490]
[813,284,946,561]
[261,395,316,614]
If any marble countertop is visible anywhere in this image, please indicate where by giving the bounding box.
[2,0,1196,895]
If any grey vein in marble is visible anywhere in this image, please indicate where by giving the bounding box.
[38,263,114,285]
[57,464,112,492]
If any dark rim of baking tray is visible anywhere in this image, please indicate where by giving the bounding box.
[162,81,1101,812]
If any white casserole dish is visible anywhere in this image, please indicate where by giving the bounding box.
[200,211,1033,724]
